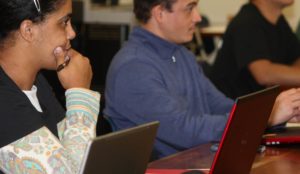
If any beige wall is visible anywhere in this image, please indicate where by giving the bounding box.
[119,0,131,5]
[199,0,300,30]
[199,0,246,25]
[283,1,300,30]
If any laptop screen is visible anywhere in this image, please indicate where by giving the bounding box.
[209,86,280,174]
[79,121,159,174]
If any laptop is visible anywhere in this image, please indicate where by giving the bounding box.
[209,85,280,174]
[147,86,280,174]
[79,121,159,174]
[262,122,300,145]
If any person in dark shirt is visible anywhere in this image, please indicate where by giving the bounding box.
[209,0,300,99]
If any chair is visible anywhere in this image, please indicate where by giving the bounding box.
[193,16,225,76]
[94,87,113,136]
[190,15,221,65]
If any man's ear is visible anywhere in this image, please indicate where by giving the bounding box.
[152,5,165,23]
[19,20,36,42]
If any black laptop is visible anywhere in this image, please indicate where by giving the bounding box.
[79,121,159,174]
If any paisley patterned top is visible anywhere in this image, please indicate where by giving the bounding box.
[0,88,100,174]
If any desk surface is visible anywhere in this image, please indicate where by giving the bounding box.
[200,25,226,37]
[148,143,300,174]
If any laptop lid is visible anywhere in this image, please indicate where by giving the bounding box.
[209,86,280,174]
[79,121,159,174]
[262,123,300,145]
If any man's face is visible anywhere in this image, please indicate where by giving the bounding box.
[159,0,201,44]
[271,0,294,8]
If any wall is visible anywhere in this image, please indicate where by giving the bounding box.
[119,0,131,5]
[199,0,300,30]
[199,0,245,25]
[283,1,300,30]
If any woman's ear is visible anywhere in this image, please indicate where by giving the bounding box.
[19,20,35,42]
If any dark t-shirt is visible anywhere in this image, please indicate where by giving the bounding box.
[209,3,300,99]
[0,67,65,148]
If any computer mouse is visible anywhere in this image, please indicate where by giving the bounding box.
[210,143,219,152]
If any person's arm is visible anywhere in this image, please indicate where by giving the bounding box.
[249,59,300,87]
[112,62,230,150]
[292,58,300,68]
[0,88,100,174]
[245,16,300,87]
[200,70,234,114]
[231,17,300,88]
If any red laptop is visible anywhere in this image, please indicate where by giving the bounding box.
[146,85,280,174]
[262,122,300,145]
[209,86,280,174]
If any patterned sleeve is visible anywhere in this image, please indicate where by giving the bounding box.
[0,88,100,174]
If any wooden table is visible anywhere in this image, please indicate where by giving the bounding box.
[148,143,300,174]
[199,25,226,37]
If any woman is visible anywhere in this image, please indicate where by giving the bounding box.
[0,0,100,173]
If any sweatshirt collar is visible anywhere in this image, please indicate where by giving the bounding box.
[130,27,181,60]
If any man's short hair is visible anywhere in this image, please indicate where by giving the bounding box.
[134,0,177,24]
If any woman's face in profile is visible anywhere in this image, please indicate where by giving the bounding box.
[34,0,75,70]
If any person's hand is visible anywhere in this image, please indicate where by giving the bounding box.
[268,88,300,126]
[53,47,92,89]
[288,113,300,123]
